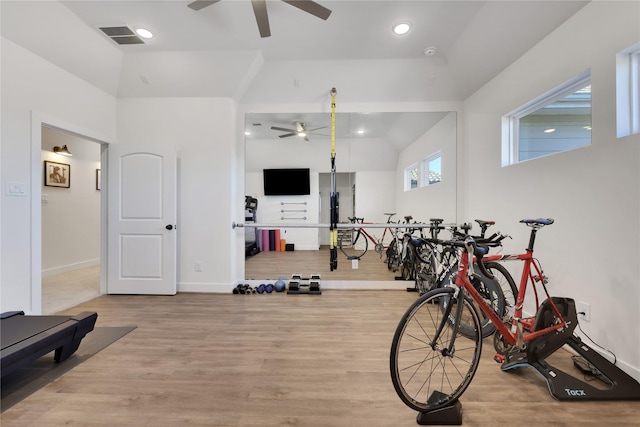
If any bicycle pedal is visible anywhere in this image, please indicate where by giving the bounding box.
[494,353,505,364]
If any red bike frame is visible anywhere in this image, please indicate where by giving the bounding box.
[350,217,399,255]
[456,243,568,349]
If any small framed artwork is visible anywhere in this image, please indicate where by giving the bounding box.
[44,161,71,188]
[96,169,101,190]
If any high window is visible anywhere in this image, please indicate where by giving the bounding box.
[421,151,442,186]
[616,42,640,138]
[404,163,418,191]
[502,71,591,166]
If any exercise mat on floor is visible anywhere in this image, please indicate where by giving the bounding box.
[0,326,136,412]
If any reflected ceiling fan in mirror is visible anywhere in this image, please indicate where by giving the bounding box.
[187,0,332,38]
[270,122,327,141]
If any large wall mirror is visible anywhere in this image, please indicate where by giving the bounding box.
[244,111,457,283]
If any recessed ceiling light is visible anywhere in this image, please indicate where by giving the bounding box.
[245,131,251,136]
[357,130,365,134]
[135,28,153,39]
[392,22,411,35]
[544,128,556,133]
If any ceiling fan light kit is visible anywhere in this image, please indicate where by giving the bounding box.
[187,0,332,38]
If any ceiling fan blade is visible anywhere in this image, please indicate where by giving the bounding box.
[278,133,297,138]
[307,126,328,132]
[187,0,221,11]
[271,126,296,133]
[282,0,332,20]
[251,0,271,38]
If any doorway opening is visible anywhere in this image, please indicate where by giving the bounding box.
[40,125,104,314]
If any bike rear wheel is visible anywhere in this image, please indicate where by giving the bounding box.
[440,265,506,338]
[390,288,483,413]
[338,228,368,259]
[484,262,517,316]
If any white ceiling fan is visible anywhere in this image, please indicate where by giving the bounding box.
[187,0,332,38]
[270,122,327,141]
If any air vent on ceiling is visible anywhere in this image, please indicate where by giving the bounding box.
[99,26,144,45]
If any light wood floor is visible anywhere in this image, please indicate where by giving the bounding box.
[2,291,639,426]
[245,245,400,281]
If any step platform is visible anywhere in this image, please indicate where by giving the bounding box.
[287,273,321,295]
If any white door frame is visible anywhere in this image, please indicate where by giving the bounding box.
[30,111,112,314]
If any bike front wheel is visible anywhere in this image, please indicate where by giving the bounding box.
[390,288,483,413]
[338,228,368,259]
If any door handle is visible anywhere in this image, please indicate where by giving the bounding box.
[166,224,174,230]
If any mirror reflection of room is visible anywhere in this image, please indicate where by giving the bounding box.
[244,111,457,282]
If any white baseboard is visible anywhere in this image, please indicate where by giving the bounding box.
[179,280,411,293]
[42,259,100,277]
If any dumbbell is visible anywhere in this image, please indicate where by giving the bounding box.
[257,283,274,293]
[233,284,244,294]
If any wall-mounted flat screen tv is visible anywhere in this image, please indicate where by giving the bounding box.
[263,168,310,196]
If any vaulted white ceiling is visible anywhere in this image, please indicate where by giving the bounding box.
[1,1,589,103]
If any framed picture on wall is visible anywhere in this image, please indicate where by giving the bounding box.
[44,160,70,188]
[96,169,101,190]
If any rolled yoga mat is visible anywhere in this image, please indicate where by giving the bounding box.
[269,229,276,251]
[261,229,269,252]
[274,229,281,251]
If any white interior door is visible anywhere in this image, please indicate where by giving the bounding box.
[107,144,177,295]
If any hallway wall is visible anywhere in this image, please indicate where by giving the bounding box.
[41,127,101,276]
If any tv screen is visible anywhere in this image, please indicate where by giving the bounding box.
[263,168,310,196]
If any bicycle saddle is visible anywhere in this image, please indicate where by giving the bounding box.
[475,219,495,228]
[520,218,554,226]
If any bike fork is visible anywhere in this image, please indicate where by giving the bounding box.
[430,287,465,357]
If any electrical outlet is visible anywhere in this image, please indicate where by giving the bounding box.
[194,261,202,272]
[577,301,590,322]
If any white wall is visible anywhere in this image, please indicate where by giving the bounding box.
[0,38,117,314]
[116,97,238,293]
[395,112,458,224]
[245,136,397,173]
[41,127,101,276]
[462,2,640,379]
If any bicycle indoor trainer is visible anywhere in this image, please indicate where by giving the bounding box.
[497,297,640,401]
[415,298,640,426]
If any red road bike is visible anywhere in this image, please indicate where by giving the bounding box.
[390,218,640,418]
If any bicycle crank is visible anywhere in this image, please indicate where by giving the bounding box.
[493,330,513,355]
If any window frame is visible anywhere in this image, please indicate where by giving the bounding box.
[502,70,591,166]
[616,42,640,138]
[404,162,419,192]
[420,151,442,187]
